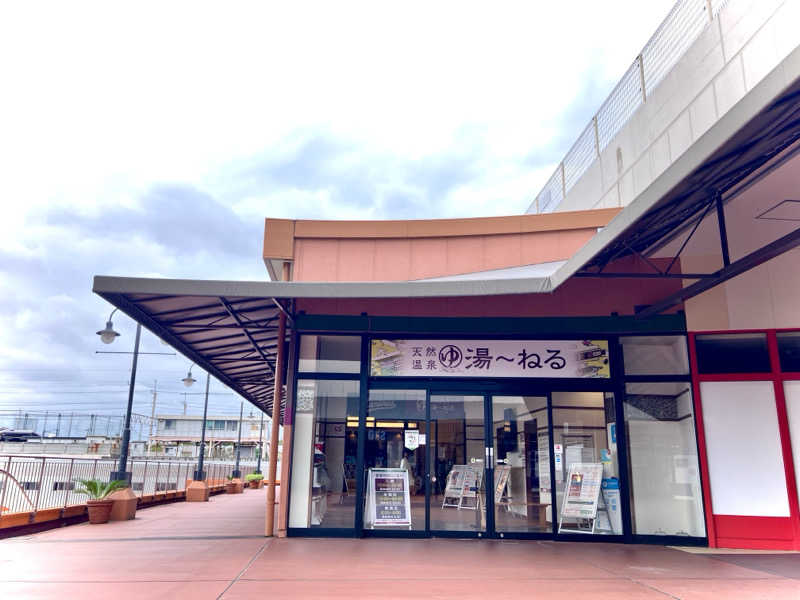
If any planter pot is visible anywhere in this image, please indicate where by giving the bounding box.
[86,499,114,524]
[248,480,261,489]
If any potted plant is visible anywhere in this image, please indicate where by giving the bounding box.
[225,475,239,494]
[245,473,264,489]
[75,479,127,524]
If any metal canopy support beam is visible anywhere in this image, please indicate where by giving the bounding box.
[636,226,800,318]
[715,190,731,267]
[574,272,713,279]
[219,297,277,378]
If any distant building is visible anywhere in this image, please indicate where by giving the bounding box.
[151,415,271,460]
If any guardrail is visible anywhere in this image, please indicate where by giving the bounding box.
[0,455,263,517]
[531,0,729,213]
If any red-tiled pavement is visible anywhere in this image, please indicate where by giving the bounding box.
[2,488,800,599]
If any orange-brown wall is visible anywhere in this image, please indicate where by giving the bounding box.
[296,256,684,319]
[264,209,620,282]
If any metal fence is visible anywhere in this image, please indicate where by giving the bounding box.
[0,455,263,516]
[531,0,730,214]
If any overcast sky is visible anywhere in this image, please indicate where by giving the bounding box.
[0,1,675,430]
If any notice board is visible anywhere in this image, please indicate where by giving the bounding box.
[366,468,412,528]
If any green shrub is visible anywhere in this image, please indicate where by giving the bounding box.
[245,473,264,482]
[75,479,127,500]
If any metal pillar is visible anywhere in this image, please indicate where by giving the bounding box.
[232,401,243,478]
[194,372,211,481]
[256,411,264,474]
[111,322,141,485]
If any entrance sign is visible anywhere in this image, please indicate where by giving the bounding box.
[404,430,420,450]
[365,468,412,528]
[371,339,610,378]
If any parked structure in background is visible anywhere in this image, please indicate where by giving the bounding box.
[151,414,273,460]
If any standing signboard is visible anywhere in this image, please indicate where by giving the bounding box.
[365,468,412,528]
[558,462,604,534]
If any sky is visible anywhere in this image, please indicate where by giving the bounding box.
[0,1,676,432]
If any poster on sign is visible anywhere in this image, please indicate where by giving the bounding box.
[370,339,610,378]
[560,463,604,520]
[366,468,411,528]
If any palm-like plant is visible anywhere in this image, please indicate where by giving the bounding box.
[75,478,127,500]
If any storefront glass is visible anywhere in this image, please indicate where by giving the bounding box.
[551,391,621,535]
[363,389,427,531]
[298,335,361,373]
[624,382,705,537]
[695,333,771,374]
[429,394,486,533]
[620,335,689,375]
[491,395,550,534]
[288,379,360,529]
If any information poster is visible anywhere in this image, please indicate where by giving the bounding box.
[367,468,411,527]
[560,463,603,519]
[494,465,511,503]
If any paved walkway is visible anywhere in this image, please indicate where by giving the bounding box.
[2,489,800,599]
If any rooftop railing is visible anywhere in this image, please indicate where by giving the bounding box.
[530,0,729,214]
[0,455,264,517]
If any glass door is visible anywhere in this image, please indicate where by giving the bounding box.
[429,394,488,536]
[363,388,428,532]
[491,395,552,536]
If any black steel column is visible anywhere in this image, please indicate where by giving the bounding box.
[194,372,210,481]
[255,411,264,474]
[233,401,243,478]
[111,322,141,485]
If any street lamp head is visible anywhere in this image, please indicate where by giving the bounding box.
[182,367,196,388]
[96,320,120,344]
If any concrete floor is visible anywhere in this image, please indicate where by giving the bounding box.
[2,489,800,599]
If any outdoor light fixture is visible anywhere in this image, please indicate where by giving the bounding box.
[96,309,120,344]
[182,365,197,388]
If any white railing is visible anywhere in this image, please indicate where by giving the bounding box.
[531,0,729,213]
[0,455,263,516]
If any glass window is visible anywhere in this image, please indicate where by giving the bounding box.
[164,419,175,430]
[227,420,238,431]
[428,394,485,533]
[777,332,800,372]
[364,389,428,531]
[620,336,689,375]
[695,333,771,374]
[492,395,550,534]
[624,382,705,537]
[551,391,620,535]
[298,335,361,373]
[289,379,360,529]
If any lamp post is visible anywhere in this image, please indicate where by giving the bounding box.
[96,308,139,485]
[233,401,243,478]
[194,372,211,481]
[255,411,264,475]
[185,366,213,502]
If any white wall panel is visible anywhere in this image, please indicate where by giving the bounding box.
[701,380,789,516]
[784,381,800,502]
